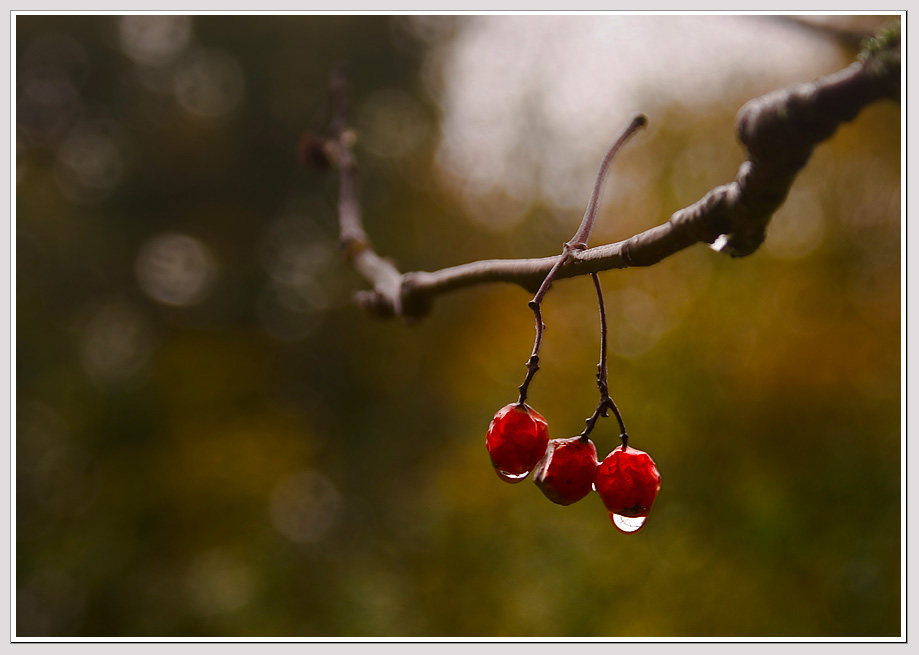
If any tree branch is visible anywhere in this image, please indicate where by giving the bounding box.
[308,27,899,321]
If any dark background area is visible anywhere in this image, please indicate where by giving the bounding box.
[15,14,901,637]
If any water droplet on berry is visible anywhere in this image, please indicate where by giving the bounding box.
[610,513,647,534]
[494,467,530,483]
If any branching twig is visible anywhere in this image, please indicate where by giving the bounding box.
[306,27,899,322]
[516,116,646,406]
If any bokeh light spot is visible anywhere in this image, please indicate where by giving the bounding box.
[119,15,193,67]
[269,470,341,545]
[255,213,334,341]
[135,233,216,307]
[185,548,256,617]
[78,301,156,391]
[173,48,245,118]
[256,285,324,342]
[54,125,125,203]
[17,67,81,146]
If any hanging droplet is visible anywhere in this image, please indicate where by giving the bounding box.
[494,467,529,483]
[610,513,647,534]
[709,234,731,253]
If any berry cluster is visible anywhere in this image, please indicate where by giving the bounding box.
[483,116,661,534]
[486,403,661,533]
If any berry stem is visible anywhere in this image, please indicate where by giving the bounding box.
[517,248,572,405]
[580,273,628,447]
[517,116,647,406]
[593,272,609,395]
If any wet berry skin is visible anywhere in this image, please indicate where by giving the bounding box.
[595,445,661,518]
[486,403,550,483]
[533,437,599,505]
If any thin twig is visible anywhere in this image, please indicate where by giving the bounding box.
[580,273,628,446]
[326,63,406,318]
[568,115,647,250]
[516,117,646,406]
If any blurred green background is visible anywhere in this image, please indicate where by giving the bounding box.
[15,14,901,637]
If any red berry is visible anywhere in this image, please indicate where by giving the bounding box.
[533,436,599,505]
[595,445,661,533]
[486,403,550,483]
